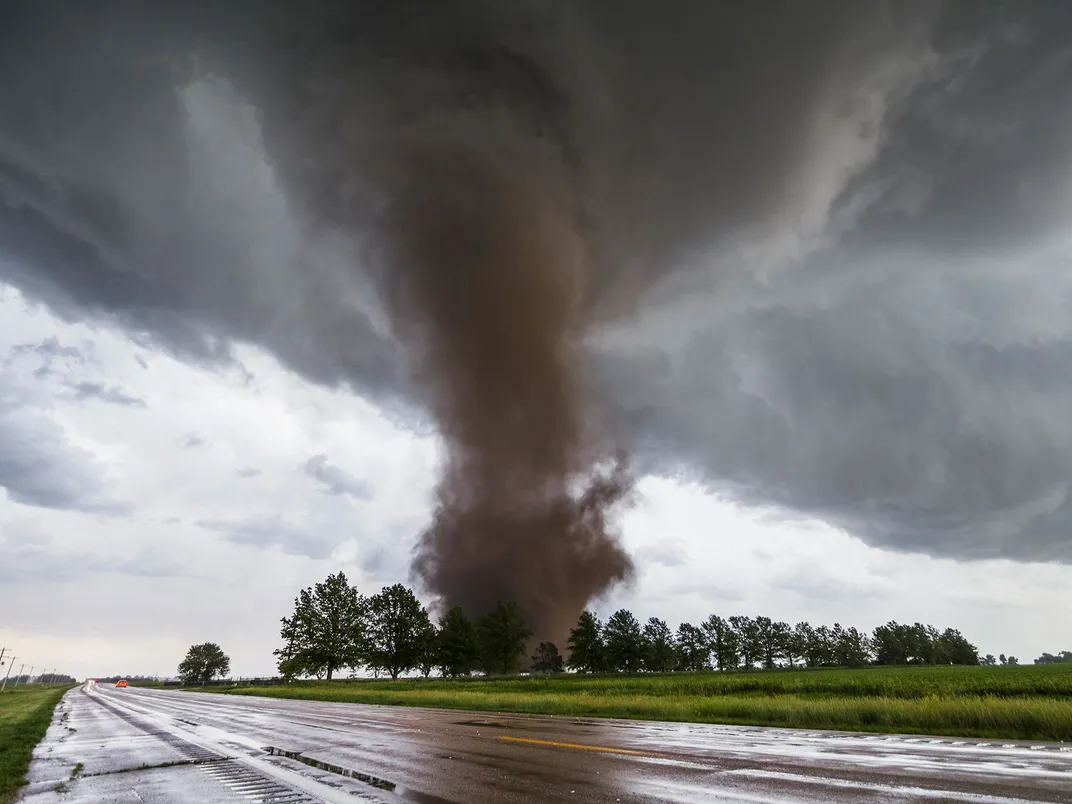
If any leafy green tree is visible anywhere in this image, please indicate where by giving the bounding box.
[274,571,365,680]
[754,616,782,669]
[937,628,978,665]
[872,621,908,665]
[771,622,792,667]
[418,623,440,678]
[178,643,230,686]
[1006,655,1019,666]
[786,623,809,668]
[364,584,434,679]
[1035,651,1072,664]
[530,642,565,673]
[604,609,645,673]
[702,615,737,671]
[438,606,480,677]
[729,616,761,669]
[834,626,872,667]
[642,617,677,672]
[812,625,836,666]
[981,653,997,666]
[567,611,607,673]
[675,622,709,672]
[475,601,533,675]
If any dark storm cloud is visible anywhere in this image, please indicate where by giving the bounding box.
[64,380,146,408]
[1,0,1071,576]
[303,455,372,500]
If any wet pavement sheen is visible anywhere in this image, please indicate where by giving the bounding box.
[20,684,1072,803]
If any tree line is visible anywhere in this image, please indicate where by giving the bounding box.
[1034,651,1072,665]
[564,612,980,673]
[271,572,987,680]
[274,573,533,679]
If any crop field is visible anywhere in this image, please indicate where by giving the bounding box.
[218,665,1072,741]
[0,686,70,803]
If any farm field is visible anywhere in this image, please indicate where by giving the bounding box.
[215,664,1072,741]
[0,686,71,804]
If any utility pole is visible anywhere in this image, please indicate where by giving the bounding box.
[26,665,35,685]
[0,647,7,672]
[12,663,26,689]
[1,656,16,691]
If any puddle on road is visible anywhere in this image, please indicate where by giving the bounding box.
[452,719,511,729]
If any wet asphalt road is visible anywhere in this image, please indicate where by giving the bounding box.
[20,683,1072,803]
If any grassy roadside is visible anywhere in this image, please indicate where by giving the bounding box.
[0,686,72,804]
[214,665,1072,741]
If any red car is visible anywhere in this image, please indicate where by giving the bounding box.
[115,680,128,688]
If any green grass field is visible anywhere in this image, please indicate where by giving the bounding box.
[217,665,1072,741]
[0,686,71,804]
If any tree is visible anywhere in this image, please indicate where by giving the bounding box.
[702,615,737,671]
[785,623,808,668]
[178,643,230,686]
[604,609,645,673]
[811,625,836,667]
[1035,651,1072,665]
[675,623,709,672]
[418,624,440,678]
[438,606,480,677]
[938,628,978,666]
[729,616,761,669]
[835,626,872,668]
[475,601,533,675]
[872,622,909,665]
[1006,655,1019,666]
[754,617,782,669]
[982,654,997,666]
[364,584,434,679]
[530,642,565,673]
[642,617,677,673]
[274,571,365,681]
[567,611,606,673]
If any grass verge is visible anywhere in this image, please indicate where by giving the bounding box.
[216,665,1072,741]
[0,686,72,804]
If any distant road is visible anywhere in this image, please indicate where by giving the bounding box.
[21,683,1072,803]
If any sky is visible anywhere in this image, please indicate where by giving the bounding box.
[2,1,1072,678]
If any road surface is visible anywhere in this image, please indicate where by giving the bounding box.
[19,683,1072,803]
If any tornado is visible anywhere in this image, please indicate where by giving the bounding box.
[243,0,637,639]
[385,142,634,640]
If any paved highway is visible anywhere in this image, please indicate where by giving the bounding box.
[20,683,1072,803]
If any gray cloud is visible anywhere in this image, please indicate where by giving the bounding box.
[64,380,146,408]
[180,433,205,449]
[0,542,186,583]
[197,516,335,560]
[1,1,1071,567]
[303,454,372,500]
[634,542,690,569]
[9,337,87,364]
[0,378,130,515]
[236,467,261,479]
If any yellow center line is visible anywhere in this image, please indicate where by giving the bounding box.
[498,735,656,757]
